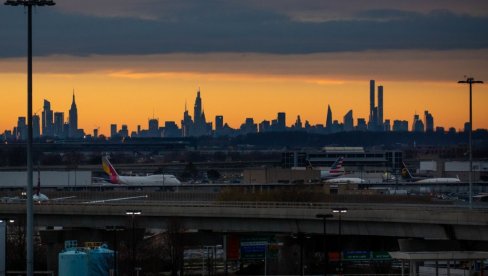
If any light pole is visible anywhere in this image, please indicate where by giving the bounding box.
[332,208,348,275]
[1,219,15,275]
[126,210,142,276]
[4,1,55,275]
[316,214,333,276]
[106,226,124,276]
[458,77,483,208]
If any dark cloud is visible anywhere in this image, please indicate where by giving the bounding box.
[0,3,487,57]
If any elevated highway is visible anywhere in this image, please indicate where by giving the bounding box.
[1,199,487,241]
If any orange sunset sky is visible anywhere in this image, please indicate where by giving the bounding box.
[1,1,487,136]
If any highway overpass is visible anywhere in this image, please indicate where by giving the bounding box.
[1,199,487,241]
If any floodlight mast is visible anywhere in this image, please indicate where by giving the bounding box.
[3,1,55,275]
[458,77,483,209]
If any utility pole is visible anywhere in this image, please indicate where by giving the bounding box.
[458,77,483,208]
[4,1,55,275]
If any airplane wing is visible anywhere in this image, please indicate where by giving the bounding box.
[83,195,148,204]
[49,196,77,201]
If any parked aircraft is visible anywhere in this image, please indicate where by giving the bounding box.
[325,177,365,184]
[314,157,345,179]
[401,162,460,183]
[102,156,181,186]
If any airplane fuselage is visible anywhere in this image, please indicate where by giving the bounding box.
[116,174,181,186]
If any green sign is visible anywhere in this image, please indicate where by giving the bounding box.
[372,251,391,260]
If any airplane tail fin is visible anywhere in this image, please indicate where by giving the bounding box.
[401,162,414,179]
[102,156,119,183]
[329,157,345,173]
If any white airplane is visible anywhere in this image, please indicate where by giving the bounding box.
[102,156,181,186]
[326,177,365,184]
[401,162,460,183]
[317,157,345,179]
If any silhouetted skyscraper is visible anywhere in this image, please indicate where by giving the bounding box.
[32,115,40,139]
[326,105,333,129]
[378,85,383,129]
[110,124,117,138]
[343,110,353,131]
[424,110,434,132]
[42,99,53,137]
[148,118,159,137]
[54,112,64,138]
[276,112,286,130]
[369,80,375,127]
[215,115,224,132]
[17,116,27,140]
[69,92,78,138]
[412,114,424,132]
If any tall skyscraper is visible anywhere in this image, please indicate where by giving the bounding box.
[215,115,224,132]
[424,110,434,132]
[110,124,117,138]
[190,89,211,136]
[42,99,53,137]
[378,85,384,129]
[32,115,40,138]
[343,110,353,131]
[181,102,192,137]
[148,118,159,137]
[54,112,64,138]
[69,92,78,138]
[369,80,375,127]
[17,117,27,140]
[277,112,286,130]
[326,105,333,129]
[412,114,425,132]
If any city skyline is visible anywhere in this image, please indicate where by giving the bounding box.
[0,1,487,135]
[2,80,484,139]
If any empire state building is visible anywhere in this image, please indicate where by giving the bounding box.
[69,91,78,138]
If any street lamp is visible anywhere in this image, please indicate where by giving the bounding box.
[332,208,348,275]
[105,226,124,276]
[458,77,483,208]
[4,1,55,275]
[316,214,333,276]
[126,210,142,276]
[1,219,15,275]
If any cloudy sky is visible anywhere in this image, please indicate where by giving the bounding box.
[1,0,487,134]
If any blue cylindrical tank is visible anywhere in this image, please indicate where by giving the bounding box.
[88,244,114,276]
[58,249,89,276]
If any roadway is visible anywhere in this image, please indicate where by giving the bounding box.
[1,194,487,241]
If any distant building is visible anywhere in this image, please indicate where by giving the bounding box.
[369,80,375,127]
[464,122,471,133]
[54,112,64,138]
[435,127,445,133]
[110,124,118,138]
[343,110,354,131]
[42,99,53,137]
[424,111,434,132]
[148,118,159,137]
[240,118,257,135]
[259,120,270,133]
[412,114,425,132]
[293,115,303,130]
[377,85,384,129]
[215,115,224,133]
[393,120,409,132]
[163,121,180,137]
[68,92,78,138]
[384,119,391,132]
[17,117,27,140]
[356,118,367,131]
[119,125,129,138]
[326,105,333,130]
[32,114,40,138]
[277,112,286,131]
